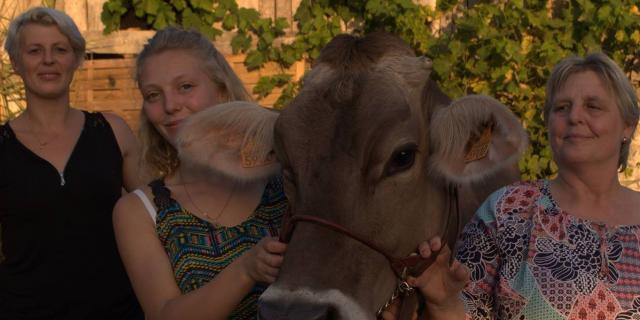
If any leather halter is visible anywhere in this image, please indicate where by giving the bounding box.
[278,185,460,318]
[280,214,439,280]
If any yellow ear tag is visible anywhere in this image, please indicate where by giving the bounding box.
[241,139,258,168]
[464,125,493,163]
[241,140,276,168]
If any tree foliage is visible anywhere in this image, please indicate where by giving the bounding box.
[425,0,640,179]
[101,0,640,180]
[102,0,289,57]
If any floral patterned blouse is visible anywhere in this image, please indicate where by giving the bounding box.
[456,180,640,320]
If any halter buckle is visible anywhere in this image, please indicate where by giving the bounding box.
[398,281,415,296]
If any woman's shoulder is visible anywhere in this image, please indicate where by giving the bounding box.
[475,179,546,223]
[88,111,136,147]
[481,179,544,205]
[114,185,158,227]
[99,112,129,130]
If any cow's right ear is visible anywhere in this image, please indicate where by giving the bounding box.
[177,101,281,182]
[429,95,528,184]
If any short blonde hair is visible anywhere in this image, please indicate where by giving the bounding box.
[544,53,639,171]
[136,27,252,179]
[4,7,85,64]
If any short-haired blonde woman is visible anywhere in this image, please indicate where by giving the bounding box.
[113,27,287,320]
[0,6,142,319]
[409,52,640,319]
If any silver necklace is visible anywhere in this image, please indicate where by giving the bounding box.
[26,111,66,149]
[180,172,236,223]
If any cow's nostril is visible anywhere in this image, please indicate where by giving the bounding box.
[297,303,336,320]
[258,300,339,320]
[325,305,339,319]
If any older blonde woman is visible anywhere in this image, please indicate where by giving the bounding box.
[408,53,640,319]
[0,7,142,319]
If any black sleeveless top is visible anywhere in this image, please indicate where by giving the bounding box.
[0,112,142,319]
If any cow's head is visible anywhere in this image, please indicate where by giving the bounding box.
[255,32,526,320]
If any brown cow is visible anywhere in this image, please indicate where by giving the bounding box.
[176,32,527,320]
[254,32,528,319]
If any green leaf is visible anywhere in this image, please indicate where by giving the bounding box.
[105,0,126,12]
[597,5,612,21]
[152,1,176,29]
[141,0,159,15]
[182,8,203,30]
[222,13,237,30]
[238,8,260,23]
[190,0,214,10]
[230,33,251,53]
[448,40,463,58]
[631,30,640,44]
[218,0,238,11]
[170,0,187,11]
[253,76,276,98]
[274,17,290,32]
[245,51,265,70]
[101,0,127,34]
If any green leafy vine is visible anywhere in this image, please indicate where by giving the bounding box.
[100,0,640,180]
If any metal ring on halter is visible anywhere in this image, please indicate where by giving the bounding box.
[398,281,415,296]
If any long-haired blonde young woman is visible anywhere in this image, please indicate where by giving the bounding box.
[113,27,287,320]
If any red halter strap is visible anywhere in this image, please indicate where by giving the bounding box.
[279,214,437,280]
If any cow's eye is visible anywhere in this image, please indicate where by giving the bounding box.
[385,144,417,176]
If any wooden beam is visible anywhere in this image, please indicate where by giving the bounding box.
[83,29,155,55]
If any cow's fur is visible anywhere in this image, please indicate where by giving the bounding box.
[176,101,281,182]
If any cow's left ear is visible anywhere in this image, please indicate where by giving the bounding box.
[429,95,528,183]
[177,101,281,182]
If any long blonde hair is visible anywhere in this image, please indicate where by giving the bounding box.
[136,27,252,180]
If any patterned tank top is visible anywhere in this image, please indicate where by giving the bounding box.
[149,176,286,319]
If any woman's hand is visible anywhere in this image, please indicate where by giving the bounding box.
[380,299,418,320]
[380,237,469,320]
[408,237,469,319]
[240,237,287,284]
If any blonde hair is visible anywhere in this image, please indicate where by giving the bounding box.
[544,53,639,171]
[136,27,252,179]
[5,7,85,64]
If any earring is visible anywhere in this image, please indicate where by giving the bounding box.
[623,137,629,144]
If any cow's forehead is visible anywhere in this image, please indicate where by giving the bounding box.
[276,74,419,167]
